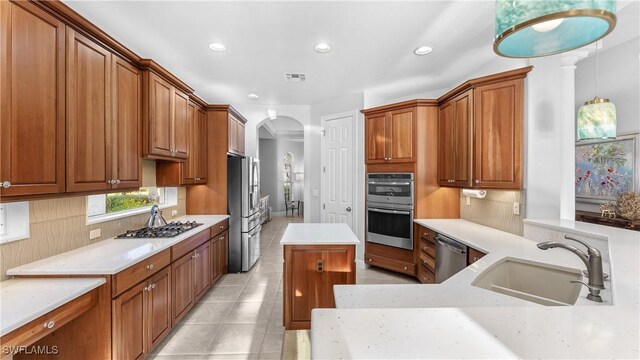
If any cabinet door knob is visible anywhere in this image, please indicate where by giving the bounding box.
[1,181,10,188]
[423,246,428,251]
[44,320,55,329]
[151,283,156,289]
[220,225,224,229]
[116,179,121,184]
[475,180,480,184]
[146,264,154,270]
[368,258,373,262]
[403,266,408,271]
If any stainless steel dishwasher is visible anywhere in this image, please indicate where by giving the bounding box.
[435,233,468,283]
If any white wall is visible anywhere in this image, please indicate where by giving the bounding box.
[575,37,640,213]
[309,92,366,263]
[525,56,565,219]
[233,104,313,221]
[258,138,278,212]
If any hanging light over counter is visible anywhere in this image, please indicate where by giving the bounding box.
[494,0,617,58]
[577,42,616,140]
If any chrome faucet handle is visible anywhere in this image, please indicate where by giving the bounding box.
[564,235,601,257]
[570,280,604,303]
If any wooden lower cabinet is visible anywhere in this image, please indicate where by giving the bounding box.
[210,230,228,282]
[172,251,195,325]
[417,226,437,284]
[468,247,487,265]
[148,266,172,350]
[194,241,211,301]
[113,266,171,360]
[283,244,355,330]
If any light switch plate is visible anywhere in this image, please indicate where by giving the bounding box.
[89,228,101,240]
[513,202,520,216]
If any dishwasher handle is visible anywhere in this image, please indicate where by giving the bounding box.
[435,235,466,255]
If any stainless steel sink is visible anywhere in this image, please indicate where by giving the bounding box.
[471,257,582,306]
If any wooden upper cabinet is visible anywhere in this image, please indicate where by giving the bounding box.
[228,115,237,154]
[227,112,245,156]
[111,56,142,189]
[66,28,141,193]
[66,28,112,192]
[364,105,416,164]
[473,79,523,189]
[365,113,387,162]
[438,101,455,185]
[438,91,472,187]
[155,102,207,186]
[452,91,473,187]
[144,71,174,159]
[0,0,66,197]
[388,108,415,162]
[437,67,530,189]
[172,89,189,159]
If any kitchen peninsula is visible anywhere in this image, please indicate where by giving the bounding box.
[280,223,360,330]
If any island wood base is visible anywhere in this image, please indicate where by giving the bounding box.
[283,244,356,330]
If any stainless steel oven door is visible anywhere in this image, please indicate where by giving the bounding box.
[367,180,413,205]
[366,206,414,250]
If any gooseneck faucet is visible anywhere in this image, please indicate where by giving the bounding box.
[537,235,605,302]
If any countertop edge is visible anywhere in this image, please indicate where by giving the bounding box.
[0,278,106,336]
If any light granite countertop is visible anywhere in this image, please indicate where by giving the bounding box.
[6,215,229,276]
[0,278,106,336]
[280,223,360,246]
[311,219,639,359]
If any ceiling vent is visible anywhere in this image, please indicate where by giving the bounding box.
[284,73,306,82]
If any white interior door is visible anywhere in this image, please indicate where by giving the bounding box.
[322,112,354,229]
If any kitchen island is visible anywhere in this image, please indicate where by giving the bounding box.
[311,219,639,359]
[280,223,360,330]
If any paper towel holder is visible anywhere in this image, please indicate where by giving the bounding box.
[462,189,486,199]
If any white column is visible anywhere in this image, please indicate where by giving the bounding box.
[560,49,590,220]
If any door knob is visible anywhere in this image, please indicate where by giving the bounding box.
[346,207,351,212]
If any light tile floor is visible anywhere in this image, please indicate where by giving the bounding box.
[149,214,417,360]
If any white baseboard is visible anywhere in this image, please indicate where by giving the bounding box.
[355,259,369,270]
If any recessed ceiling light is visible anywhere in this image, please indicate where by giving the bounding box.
[314,43,332,53]
[247,93,259,99]
[208,43,226,52]
[413,46,433,56]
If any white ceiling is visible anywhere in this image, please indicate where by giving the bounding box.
[63,1,638,106]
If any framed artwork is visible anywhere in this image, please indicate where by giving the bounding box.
[575,133,638,203]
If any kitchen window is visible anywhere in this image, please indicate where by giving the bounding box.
[87,187,178,224]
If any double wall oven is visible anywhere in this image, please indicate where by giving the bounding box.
[366,173,414,250]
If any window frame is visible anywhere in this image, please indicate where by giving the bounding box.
[86,187,178,225]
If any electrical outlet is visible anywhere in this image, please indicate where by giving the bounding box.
[466,197,471,206]
[171,209,178,217]
[89,228,101,240]
[513,202,520,216]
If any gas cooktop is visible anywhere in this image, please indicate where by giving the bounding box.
[116,221,203,239]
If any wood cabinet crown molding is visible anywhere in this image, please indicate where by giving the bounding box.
[207,104,248,124]
[139,59,194,94]
[437,65,533,103]
[361,99,438,115]
[33,0,141,65]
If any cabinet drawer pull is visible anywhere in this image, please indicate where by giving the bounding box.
[44,320,55,329]
[475,180,480,184]
[116,179,121,184]
[219,225,224,229]
[368,258,373,262]
[146,264,154,270]
[219,236,224,241]
[403,266,408,271]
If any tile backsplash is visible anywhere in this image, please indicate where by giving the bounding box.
[460,190,526,235]
[0,188,186,281]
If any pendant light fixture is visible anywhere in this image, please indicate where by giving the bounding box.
[494,0,617,58]
[577,42,617,140]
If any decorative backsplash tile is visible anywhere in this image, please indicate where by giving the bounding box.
[460,190,526,235]
[0,187,186,281]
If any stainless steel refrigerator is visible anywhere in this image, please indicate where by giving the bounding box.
[227,156,261,272]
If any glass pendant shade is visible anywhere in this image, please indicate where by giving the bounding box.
[577,97,617,140]
[494,0,616,58]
